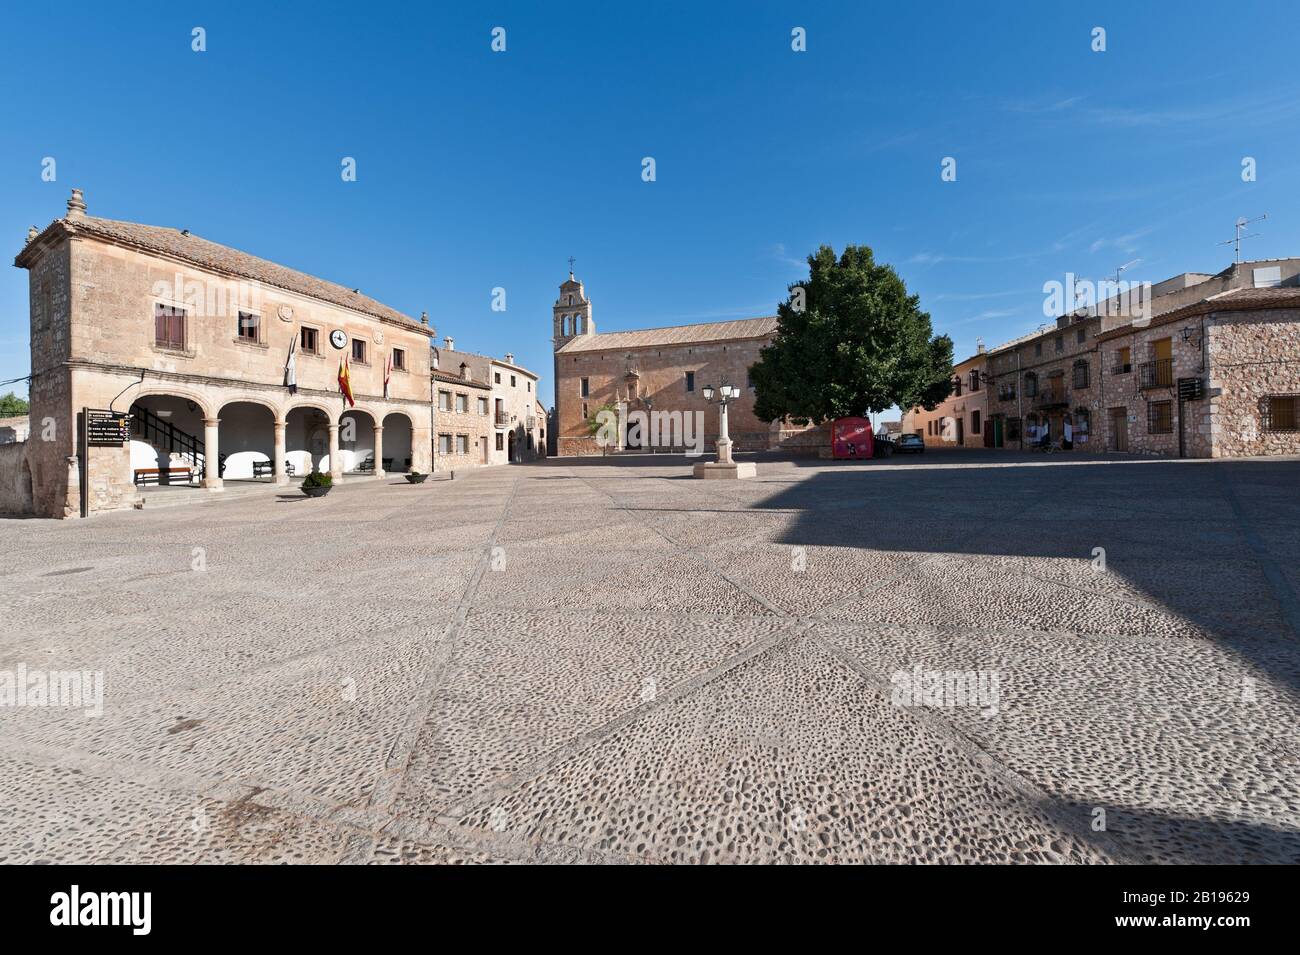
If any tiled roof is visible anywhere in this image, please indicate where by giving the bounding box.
[556,316,778,353]
[432,369,490,390]
[19,214,429,332]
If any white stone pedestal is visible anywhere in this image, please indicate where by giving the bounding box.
[692,461,757,480]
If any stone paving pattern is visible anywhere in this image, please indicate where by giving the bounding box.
[2,451,1298,864]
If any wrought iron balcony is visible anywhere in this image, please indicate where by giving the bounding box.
[494,410,510,427]
[1139,359,1173,389]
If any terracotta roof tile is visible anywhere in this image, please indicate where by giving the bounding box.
[557,316,778,353]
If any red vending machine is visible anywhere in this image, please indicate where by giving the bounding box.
[831,417,874,459]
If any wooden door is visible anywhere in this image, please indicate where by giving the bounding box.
[1109,408,1128,451]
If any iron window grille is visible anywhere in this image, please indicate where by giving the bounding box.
[1263,394,1299,432]
[1148,400,1173,434]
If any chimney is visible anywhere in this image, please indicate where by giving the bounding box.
[460,362,471,381]
[66,188,86,221]
[976,338,986,355]
[420,311,429,326]
[26,225,38,244]
[444,336,454,351]
[505,352,514,364]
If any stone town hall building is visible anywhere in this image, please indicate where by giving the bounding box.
[551,272,809,455]
[2,190,547,519]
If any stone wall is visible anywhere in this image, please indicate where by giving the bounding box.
[0,442,34,515]
[1207,308,1300,457]
[25,239,77,517]
[1094,322,1203,456]
[556,336,783,455]
[490,360,542,463]
[433,376,491,472]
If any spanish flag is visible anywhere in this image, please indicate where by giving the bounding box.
[338,356,355,408]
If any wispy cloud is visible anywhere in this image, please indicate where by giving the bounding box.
[930,289,1025,303]
[1002,95,1085,114]
[1088,226,1156,255]
[767,243,808,270]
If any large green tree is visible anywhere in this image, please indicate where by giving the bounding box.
[0,392,29,416]
[751,245,953,423]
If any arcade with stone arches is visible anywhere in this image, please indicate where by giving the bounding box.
[125,385,428,492]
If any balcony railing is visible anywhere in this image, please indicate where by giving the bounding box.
[1034,388,1068,407]
[1111,362,1132,375]
[494,411,509,427]
[1139,358,1173,389]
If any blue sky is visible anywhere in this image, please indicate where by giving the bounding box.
[2,1,1298,407]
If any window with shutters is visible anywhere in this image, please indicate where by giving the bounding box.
[154,303,187,350]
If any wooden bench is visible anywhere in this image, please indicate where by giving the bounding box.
[134,467,195,486]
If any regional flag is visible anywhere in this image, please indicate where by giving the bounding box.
[284,334,298,395]
[338,356,355,408]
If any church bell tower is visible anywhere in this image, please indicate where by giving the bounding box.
[553,263,594,349]
[552,263,595,455]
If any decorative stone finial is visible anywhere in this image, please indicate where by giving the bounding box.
[66,188,86,220]
[420,310,429,326]
[27,225,38,244]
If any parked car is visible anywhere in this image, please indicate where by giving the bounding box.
[895,433,925,454]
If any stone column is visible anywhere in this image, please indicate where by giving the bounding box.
[328,423,342,481]
[412,427,433,473]
[202,418,223,490]
[716,402,733,465]
[373,425,385,478]
[273,420,288,486]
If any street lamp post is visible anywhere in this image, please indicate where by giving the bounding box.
[702,382,737,465]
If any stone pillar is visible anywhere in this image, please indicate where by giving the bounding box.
[328,423,342,481]
[412,427,433,473]
[273,420,288,485]
[202,418,223,490]
[716,402,733,465]
[373,425,385,478]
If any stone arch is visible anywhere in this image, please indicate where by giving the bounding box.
[18,457,34,513]
[220,394,283,420]
[381,411,414,473]
[217,400,277,480]
[285,399,335,421]
[127,392,210,481]
[285,405,333,476]
[339,407,377,473]
[131,386,214,419]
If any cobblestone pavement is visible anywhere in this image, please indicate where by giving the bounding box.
[2,452,1298,864]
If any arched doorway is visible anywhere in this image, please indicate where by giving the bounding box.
[128,394,209,487]
[286,406,331,476]
[507,430,516,463]
[381,412,414,474]
[340,409,376,474]
[18,458,34,513]
[218,401,276,480]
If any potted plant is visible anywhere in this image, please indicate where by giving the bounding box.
[301,471,333,498]
[405,470,428,484]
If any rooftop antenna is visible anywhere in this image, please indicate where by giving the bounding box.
[1115,259,1141,284]
[1218,215,1267,266]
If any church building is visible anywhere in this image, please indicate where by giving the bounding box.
[552,271,811,456]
